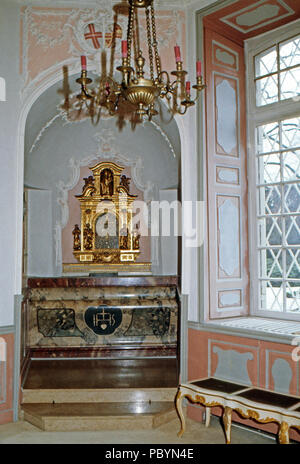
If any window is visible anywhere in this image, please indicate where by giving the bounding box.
[247,22,300,320]
[255,34,300,106]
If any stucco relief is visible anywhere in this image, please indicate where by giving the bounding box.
[20,5,185,100]
[221,0,294,34]
[212,345,253,385]
[237,4,280,26]
[215,78,238,156]
[216,166,239,185]
[218,197,241,278]
[54,134,155,270]
[218,290,242,308]
[213,42,238,71]
[271,358,293,394]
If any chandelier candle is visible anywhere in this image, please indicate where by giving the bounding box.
[81,55,87,71]
[196,61,202,77]
[122,40,128,58]
[186,81,191,96]
[174,45,181,63]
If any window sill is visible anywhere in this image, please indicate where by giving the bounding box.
[188,317,300,345]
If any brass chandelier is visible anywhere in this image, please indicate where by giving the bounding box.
[76,0,206,123]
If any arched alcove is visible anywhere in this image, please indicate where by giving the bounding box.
[23,72,181,277]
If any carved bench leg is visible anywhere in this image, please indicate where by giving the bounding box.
[205,407,211,427]
[279,421,290,444]
[223,406,232,444]
[175,390,186,438]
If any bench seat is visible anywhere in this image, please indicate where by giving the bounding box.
[175,377,300,444]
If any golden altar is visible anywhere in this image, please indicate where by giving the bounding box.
[65,161,149,272]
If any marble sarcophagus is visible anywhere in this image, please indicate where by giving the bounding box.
[25,278,179,354]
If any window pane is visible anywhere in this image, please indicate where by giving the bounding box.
[257,153,280,184]
[256,75,278,106]
[283,184,300,213]
[255,46,277,77]
[281,117,300,149]
[259,280,283,311]
[280,68,300,101]
[258,217,283,246]
[266,216,283,245]
[265,185,282,214]
[285,216,300,245]
[286,248,300,279]
[261,249,283,279]
[286,281,300,313]
[283,150,300,181]
[257,122,280,154]
[280,35,300,70]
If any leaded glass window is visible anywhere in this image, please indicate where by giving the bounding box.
[256,117,300,314]
[255,35,300,107]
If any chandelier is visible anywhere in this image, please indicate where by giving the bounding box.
[76,0,206,123]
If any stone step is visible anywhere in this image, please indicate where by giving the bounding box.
[22,387,177,404]
[22,401,178,431]
[28,286,177,301]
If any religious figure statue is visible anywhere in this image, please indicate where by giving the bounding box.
[120,175,131,192]
[100,169,113,196]
[119,224,129,249]
[82,175,96,195]
[132,224,140,250]
[72,224,81,250]
[83,223,93,250]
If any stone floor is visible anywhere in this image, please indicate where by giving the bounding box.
[0,415,276,444]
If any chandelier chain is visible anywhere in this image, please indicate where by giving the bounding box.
[150,2,161,79]
[127,1,135,65]
[145,7,154,80]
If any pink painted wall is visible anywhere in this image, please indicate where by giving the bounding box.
[188,328,300,441]
[0,333,14,425]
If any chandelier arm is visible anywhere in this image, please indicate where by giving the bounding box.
[145,6,154,81]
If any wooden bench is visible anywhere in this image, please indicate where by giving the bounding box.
[175,377,300,444]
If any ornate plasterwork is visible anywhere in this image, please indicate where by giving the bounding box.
[148,120,177,159]
[28,114,61,153]
[216,79,238,155]
[218,198,240,277]
[220,0,294,34]
[20,4,184,101]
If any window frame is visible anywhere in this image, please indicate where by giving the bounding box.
[246,19,300,321]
